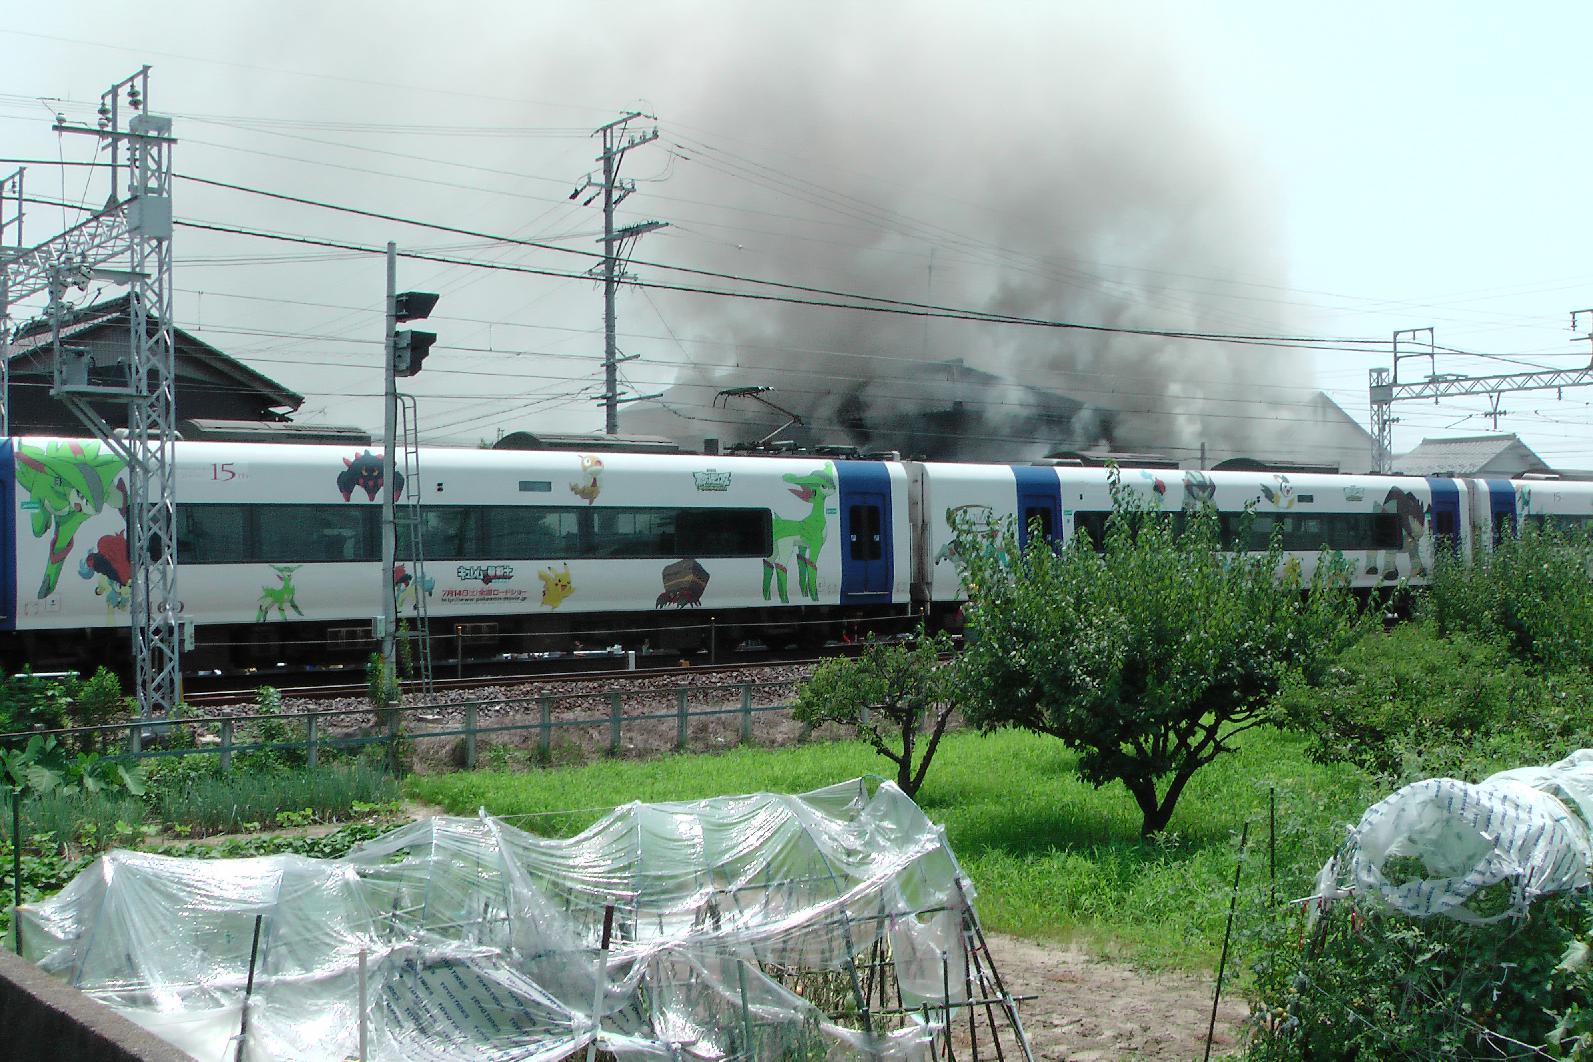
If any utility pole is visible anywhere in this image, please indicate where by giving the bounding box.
[381,242,398,683]
[377,244,439,689]
[571,112,667,434]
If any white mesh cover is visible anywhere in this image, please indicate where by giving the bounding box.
[1316,750,1593,922]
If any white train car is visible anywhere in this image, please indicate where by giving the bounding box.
[911,462,1487,613]
[3,438,913,668]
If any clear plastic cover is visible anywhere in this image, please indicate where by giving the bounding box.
[21,779,987,1061]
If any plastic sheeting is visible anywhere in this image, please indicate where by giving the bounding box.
[20,779,992,1061]
[1316,749,1593,923]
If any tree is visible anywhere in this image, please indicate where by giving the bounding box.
[954,469,1362,837]
[793,630,958,798]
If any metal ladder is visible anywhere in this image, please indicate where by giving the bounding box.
[394,393,434,695]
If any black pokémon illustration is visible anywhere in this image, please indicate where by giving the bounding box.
[337,450,403,502]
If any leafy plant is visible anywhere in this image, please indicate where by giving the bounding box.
[793,629,957,797]
[1275,621,1593,783]
[1425,522,1593,671]
[1247,894,1593,1060]
[953,468,1364,837]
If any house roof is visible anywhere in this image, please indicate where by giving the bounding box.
[9,295,303,413]
[1395,434,1550,476]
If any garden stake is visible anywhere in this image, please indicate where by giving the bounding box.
[1204,821,1249,1062]
[584,903,615,1062]
[11,788,21,955]
[357,947,368,1062]
[235,913,263,1062]
[1269,786,1277,907]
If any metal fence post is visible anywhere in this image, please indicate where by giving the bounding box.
[305,714,318,770]
[538,696,551,764]
[387,709,401,777]
[464,702,478,771]
[676,688,689,752]
[710,616,717,665]
[609,691,622,756]
[219,718,234,774]
[739,683,752,745]
[127,722,141,758]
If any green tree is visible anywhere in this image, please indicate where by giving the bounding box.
[793,630,957,798]
[954,469,1362,837]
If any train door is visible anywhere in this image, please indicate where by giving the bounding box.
[836,462,894,603]
[1485,479,1518,546]
[1012,466,1062,551]
[1426,477,1462,556]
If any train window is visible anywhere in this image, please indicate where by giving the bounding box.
[398,506,480,561]
[848,505,883,561]
[176,504,251,563]
[676,508,771,557]
[255,505,376,563]
[472,505,770,560]
[479,506,581,559]
[1073,511,1109,551]
[1433,510,1458,540]
[1023,506,1055,542]
[177,504,380,564]
[1525,514,1593,535]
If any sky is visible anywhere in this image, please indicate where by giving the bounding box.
[3,2,1592,467]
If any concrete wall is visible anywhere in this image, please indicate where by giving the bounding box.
[0,948,192,1062]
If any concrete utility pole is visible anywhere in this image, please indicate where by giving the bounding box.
[381,242,398,683]
[571,113,667,434]
[1369,318,1593,473]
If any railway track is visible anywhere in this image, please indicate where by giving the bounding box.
[181,644,860,709]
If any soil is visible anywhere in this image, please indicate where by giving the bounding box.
[985,933,1250,1061]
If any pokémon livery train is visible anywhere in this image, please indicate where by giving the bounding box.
[4,436,1589,673]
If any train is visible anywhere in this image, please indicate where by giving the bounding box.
[4,436,1588,674]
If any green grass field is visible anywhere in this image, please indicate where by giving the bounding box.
[406,726,1376,968]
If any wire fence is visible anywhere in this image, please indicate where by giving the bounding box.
[0,678,819,773]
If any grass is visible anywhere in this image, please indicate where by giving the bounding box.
[406,725,1376,969]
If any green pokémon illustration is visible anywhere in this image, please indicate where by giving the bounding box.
[257,565,305,621]
[763,463,836,603]
[15,441,127,599]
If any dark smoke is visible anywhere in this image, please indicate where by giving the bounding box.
[615,7,1336,464]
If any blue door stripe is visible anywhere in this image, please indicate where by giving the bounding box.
[835,461,894,602]
[1011,465,1061,550]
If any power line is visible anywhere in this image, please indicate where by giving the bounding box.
[169,217,1395,354]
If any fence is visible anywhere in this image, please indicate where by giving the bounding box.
[0,679,810,773]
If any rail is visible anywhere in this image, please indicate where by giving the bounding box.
[0,678,813,772]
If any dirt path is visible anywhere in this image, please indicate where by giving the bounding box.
[986,934,1250,1061]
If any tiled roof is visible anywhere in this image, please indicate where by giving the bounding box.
[1395,434,1548,475]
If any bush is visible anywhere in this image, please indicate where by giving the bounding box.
[0,670,72,739]
[1425,524,1593,671]
[792,629,957,797]
[1247,894,1593,1060]
[1275,622,1593,783]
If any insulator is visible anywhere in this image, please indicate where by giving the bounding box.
[97,102,111,119]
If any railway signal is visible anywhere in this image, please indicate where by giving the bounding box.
[392,289,439,377]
